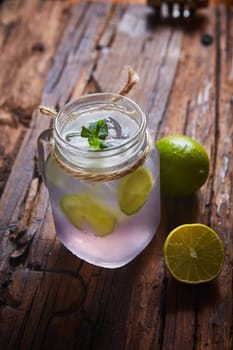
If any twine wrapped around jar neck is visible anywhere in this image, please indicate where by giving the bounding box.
[39,67,154,182]
[52,131,153,182]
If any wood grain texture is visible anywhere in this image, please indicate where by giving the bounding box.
[0,1,233,349]
[0,0,71,195]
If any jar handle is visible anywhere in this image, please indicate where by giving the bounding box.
[37,128,53,186]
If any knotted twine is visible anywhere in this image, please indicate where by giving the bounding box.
[39,67,153,182]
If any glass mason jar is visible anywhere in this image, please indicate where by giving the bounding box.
[38,93,160,268]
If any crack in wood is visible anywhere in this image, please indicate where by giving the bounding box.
[207,6,221,227]
[43,2,107,107]
[95,3,120,49]
[150,29,182,139]
[1,19,20,47]
[157,274,168,350]
[10,178,39,241]
[16,287,40,348]
[148,28,173,106]
[183,99,191,134]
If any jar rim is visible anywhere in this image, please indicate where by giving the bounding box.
[54,92,146,156]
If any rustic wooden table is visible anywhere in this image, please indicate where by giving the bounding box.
[0,1,233,349]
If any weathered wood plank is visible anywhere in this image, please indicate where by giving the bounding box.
[157,7,217,349]
[195,6,233,350]
[0,0,71,194]
[156,6,233,350]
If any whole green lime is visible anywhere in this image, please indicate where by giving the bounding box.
[156,135,209,196]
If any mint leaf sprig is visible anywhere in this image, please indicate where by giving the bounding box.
[81,119,109,150]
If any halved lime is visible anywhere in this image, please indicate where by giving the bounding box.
[60,194,116,237]
[118,167,153,216]
[163,224,225,284]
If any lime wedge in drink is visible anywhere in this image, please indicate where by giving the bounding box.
[60,194,116,236]
[118,167,153,216]
[163,224,225,284]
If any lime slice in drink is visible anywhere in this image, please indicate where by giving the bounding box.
[60,194,116,236]
[163,224,225,284]
[118,167,153,216]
